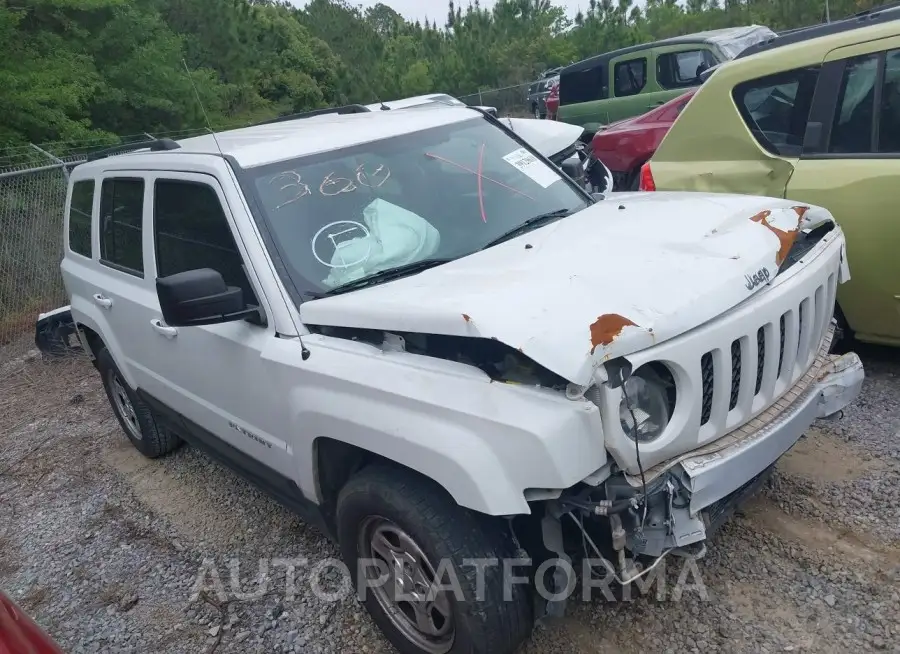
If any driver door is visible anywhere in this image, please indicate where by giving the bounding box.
[134,172,297,478]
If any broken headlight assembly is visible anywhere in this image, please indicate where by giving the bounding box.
[619,364,675,443]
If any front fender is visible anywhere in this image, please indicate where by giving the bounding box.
[276,339,609,517]
[305,412,528,516]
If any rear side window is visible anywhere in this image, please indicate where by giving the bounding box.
[68,180,94,257]
[99,178,145,276]
[733,66,820,157]
[657,50,716,89]
[559,65,608,104]
[829,53,879,154]
[614,58,647,97]
[153,179,257,305]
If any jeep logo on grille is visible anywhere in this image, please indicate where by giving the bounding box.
[744,267,771,291]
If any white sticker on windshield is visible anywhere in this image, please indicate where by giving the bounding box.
[502,148,559,188]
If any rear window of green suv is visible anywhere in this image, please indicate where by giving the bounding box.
[733,66,820,157]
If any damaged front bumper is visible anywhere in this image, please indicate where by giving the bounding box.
[619,332,864,558]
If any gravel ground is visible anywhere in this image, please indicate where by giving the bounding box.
[1,344,898,654]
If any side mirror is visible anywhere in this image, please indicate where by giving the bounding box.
[156,268,252,327]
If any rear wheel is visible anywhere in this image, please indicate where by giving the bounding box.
[336,465,532,654]
[95,345,181,458]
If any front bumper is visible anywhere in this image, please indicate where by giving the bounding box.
[622,328,864,557]
[678,348,864,515]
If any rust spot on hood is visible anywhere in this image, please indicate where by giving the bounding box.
[590,314,639,353]
[462,313,472,323]
[750,209,800,266]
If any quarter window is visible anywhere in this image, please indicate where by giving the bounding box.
[68,180,94,257]
[99,178,145,275]
[733,66,820,157]
[829,54,879,154]
[153,179,257,305]
[614,58,647,97]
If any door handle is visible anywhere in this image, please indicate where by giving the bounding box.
[150,319,178,339]
[93,293,113,309]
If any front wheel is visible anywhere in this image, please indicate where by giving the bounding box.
[532,105,541,119]
[336,465,532,654]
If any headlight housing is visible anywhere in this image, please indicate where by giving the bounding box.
[619,364,675,443]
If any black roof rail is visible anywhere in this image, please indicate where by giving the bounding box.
[253,104,372,126]
[86,137,181,162]
[735,3,900,60]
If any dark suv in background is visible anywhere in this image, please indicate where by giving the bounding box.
[527,67,562,118]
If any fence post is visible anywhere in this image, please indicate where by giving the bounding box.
[30,143,70,183]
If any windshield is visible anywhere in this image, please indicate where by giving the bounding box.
[245,116,589,295]
[709,25,777,59]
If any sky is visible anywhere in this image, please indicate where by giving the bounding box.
[290,0,588,25]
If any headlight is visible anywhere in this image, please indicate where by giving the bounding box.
[619,365,673,443]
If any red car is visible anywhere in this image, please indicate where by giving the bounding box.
[544,82,559,120]
[0,592,64,654]
[590,88,696,190]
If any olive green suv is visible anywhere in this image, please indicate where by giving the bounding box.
[644,5,900,347]
[556,25,774,133]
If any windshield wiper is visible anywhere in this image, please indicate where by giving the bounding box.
[481,208,575,249]
[323,257,453,295]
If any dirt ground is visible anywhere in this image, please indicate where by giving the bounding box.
[1,344,898,654]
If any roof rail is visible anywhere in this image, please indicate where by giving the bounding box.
[86,137,181,162]
[735,3,900,59]
[253,104,372,127]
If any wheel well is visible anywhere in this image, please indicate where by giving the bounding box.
[77,323,104,361]
[314,437,465,532]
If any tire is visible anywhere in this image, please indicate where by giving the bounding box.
[95,345,182,458]
[626,164,644,191]
[532,104,541,119]
[831,303,855,354]
[337,465,533,654]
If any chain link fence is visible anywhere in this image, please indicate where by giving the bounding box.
[0,131,210,360]
[458,81,535,117]
[0,152,84,357]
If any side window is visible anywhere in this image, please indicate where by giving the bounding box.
[153,179,258,306]
[99,178,145,276]
[878,49,900,152]
[657,50,713,89]
[829,53,879,154]
[68,180,94,257]
[614,58,647,97]
[559,66,608,104]
[733,66,820,157]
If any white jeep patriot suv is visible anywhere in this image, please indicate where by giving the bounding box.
[61,103,864,654]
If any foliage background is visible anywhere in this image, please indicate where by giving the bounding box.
[0,0,890,149]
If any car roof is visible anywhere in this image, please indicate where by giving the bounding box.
[735,2,900,59]
[74,104,479,172]
[362,93,465,111]
[561,26,755,75]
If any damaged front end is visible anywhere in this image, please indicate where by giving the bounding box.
[519,214,864,620]
[526,320,862,619]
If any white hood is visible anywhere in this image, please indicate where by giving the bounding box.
[503,117,583,159]
[300,192,829,385]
